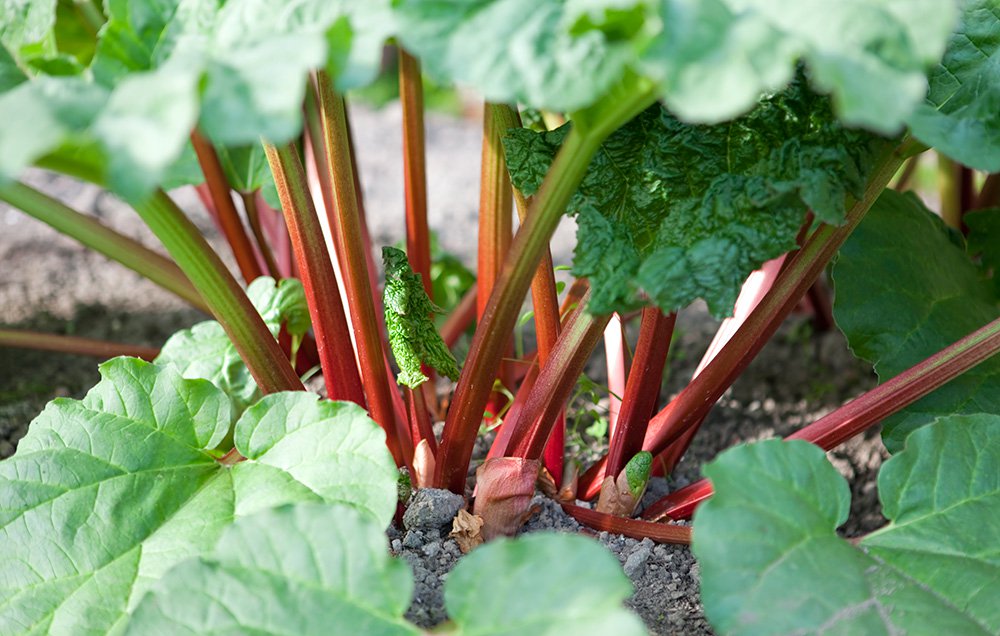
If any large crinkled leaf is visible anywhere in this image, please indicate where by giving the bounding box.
[392,0,650,114]
[505,81,884,316]
[446,533,645,635]
[832,190,1000,452]
[907,0,1000,171]
[125,504,418,635]
[0,358,398,635]
[382,247,460,388]
[156,276,310,414]
[642,0,955,132]
[393,0,950,132]
[694,417,1000,635]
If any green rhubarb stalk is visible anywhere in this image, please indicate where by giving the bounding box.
[435,80,656,492]
[0,181,208,313]
[132,190,303,394]
[938,153,962,230]
[312,71,414,468]
[263,142,368,409]
[492,103,566,479]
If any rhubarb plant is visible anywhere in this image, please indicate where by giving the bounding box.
[1,0,1000,634]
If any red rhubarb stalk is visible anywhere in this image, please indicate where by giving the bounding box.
[504,291,610,460]
[645,313,1000,521]
[603,308,675,480]
[311,72,414,468]
[190,130,264,283]
[562,503,691,545]
[399,49,433,295]
[0,328,160,361]
[263,142,368,408]
[492,104,567,479]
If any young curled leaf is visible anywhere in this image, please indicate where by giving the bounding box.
[382,246,460,388]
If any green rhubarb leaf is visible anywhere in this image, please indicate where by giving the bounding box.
[392,0,652,114]
[216,143,281,209]
[0,44,25,92]
[695,416,1000,635]
[0,75,107,182]
[505,80,885,316]
[445,533,646,635]
[641,0,955,133]
[0,358,398,635]
[967,208,1000,296]
[156,276,310,414]
[907,0,1000,171]
[832,190,1000,452]
[1,0,391,194]
[125,503,418,635]
[0,0,57,53]
[128,508,645,635]
[92,61,201,198]
[392,0,949,131]
[382,246,460,388]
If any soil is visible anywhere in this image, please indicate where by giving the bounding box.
[0,104,884,635]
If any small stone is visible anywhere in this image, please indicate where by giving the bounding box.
[403,488,465,532]
[623,543,652,578]
[422,542,441,558]
[391,539,402,553]
[403,529,424,549]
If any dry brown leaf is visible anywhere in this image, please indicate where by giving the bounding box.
[450,509,484,554]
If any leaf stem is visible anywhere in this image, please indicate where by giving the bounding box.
[133,191,303,393]
[399,49,432,295]
[647,313,1000,521]
[190,130,264,282]
[505,292,609,460]
[434,85,656,492]
[0,328,160,361]
[604,308,675,480]
[263,142,368,408]
[0,181,208,313]
[240,192,281,278]
[311,72,413,468]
